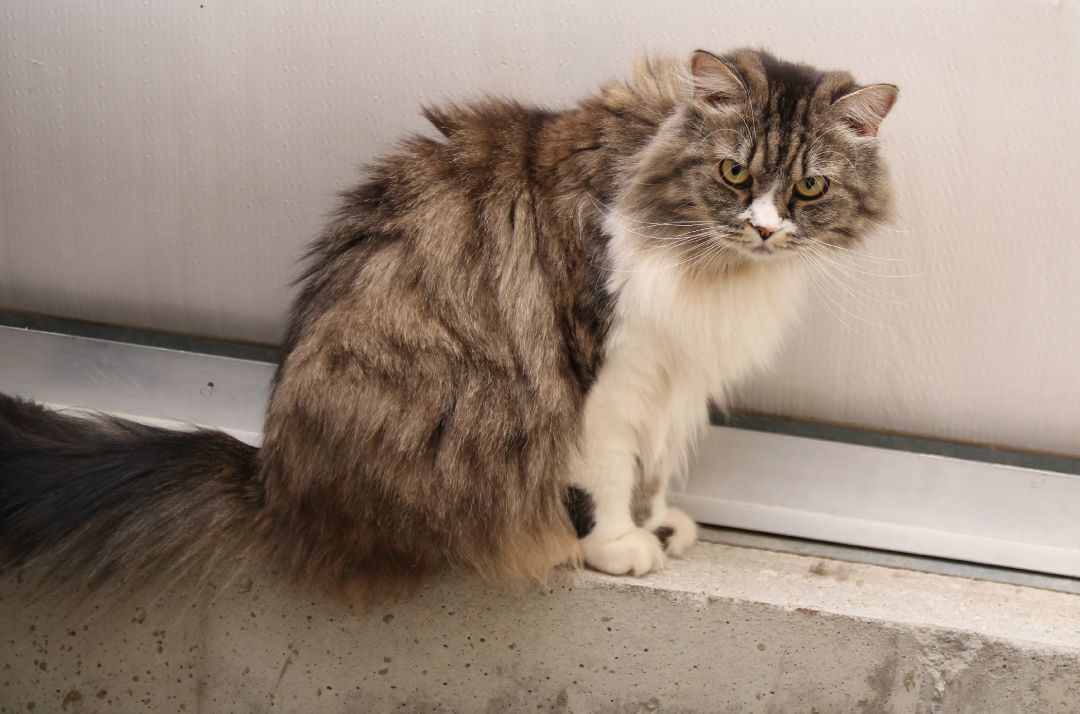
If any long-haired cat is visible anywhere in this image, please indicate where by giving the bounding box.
[0,49,897,600]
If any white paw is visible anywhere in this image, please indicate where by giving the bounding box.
[654,507,698,558]
[582,527,665,576]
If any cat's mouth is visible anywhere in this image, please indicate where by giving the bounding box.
[723,233,796,261]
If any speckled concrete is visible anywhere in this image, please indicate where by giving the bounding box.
[2,543,1079,713]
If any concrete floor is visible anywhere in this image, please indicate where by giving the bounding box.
[699,526,1080,596]
[2,542,1079,713]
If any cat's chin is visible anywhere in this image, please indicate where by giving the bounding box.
[728,242,798,263]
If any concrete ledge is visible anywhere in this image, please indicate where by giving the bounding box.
[2,543,1078,713]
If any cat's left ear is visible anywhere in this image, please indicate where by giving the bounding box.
[831,84,899,137]
[690,50,747,105]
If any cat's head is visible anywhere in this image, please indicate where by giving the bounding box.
[612,49,897,269]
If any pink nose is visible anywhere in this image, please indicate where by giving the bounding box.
[754,225,775,240]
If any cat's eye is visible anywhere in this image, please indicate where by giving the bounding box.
[794,176,829,200]
[718,158,752,189]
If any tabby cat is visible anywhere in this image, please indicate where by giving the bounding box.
[0,49,897,599]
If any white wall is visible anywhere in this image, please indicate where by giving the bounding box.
[3,0,1079,455]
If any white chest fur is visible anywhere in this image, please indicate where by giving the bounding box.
[570,225,806,573]
[584,226,806,486]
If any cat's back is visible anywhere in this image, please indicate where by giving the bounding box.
[276,98,563,362]
[272,97,589,412]
[352,99,555,231]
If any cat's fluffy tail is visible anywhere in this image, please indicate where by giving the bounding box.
[0,393,264,590]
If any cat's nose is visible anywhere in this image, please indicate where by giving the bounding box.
[754,225,775,240]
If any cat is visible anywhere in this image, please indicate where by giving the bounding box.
[0,49,897,600]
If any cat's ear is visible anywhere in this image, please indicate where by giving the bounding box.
[831,84,899,137]
[690,50,747,105]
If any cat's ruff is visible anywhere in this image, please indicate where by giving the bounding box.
[574,222,806,575]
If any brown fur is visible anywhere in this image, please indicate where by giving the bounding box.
[259,89,668,598]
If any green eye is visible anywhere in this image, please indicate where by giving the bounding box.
[719,158,752,189]
[794,176,829,200]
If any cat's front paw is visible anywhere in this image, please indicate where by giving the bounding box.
[581,527,664,576]
[653,507,698,558]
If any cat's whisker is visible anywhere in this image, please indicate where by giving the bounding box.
[683,236,734,272]
[801,239,923,279]
[587,194,712,234]
[797,254,878,337]
[802,252,899,325]
[628,241,713,268]
[796,254,864,336]
[593,210,719,245]
[800,238,901,280]
[800,241,909,300]
[800,245,906,305]
[804,235,903,264]
[587,194,710,228]
[656,237,735,272]
[599,212,711,231]
[625,231,716,251]
[597,215,714,242]
[862,217,914,235]
[618,225,712,239]
[599,230,740,275]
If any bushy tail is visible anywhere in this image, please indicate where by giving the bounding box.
[0,393,264,591]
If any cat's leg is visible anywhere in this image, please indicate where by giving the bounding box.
[635,390,703,558]
[641,481,698,558]
[570,385,665,577]
[571,443,664,577]
[570,453,697,573]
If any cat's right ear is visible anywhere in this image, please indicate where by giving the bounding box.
[690,50,747,106]
[831,84,899,138]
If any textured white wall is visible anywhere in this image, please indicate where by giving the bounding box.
[3,1,1079,455]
